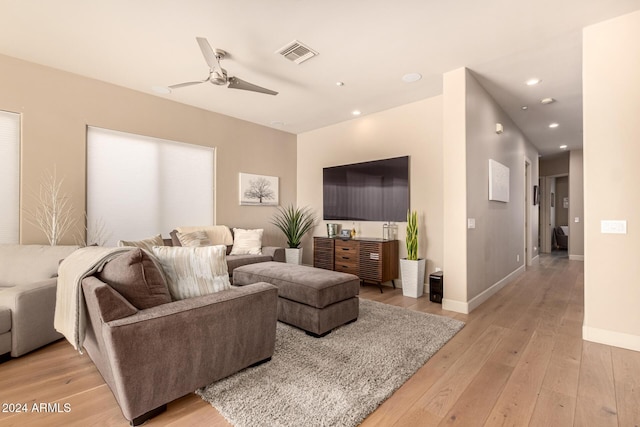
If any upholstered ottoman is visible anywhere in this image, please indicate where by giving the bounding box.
[233,262,359,337]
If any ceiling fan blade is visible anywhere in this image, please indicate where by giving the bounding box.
[169,80,207,89]
[228,77,278,95]
[196,37,222,73]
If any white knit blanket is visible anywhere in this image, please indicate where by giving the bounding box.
[54,246,131,352]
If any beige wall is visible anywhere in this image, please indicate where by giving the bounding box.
[539,152,569,176]
[442,68,468,308]
[297,96,444,284]
[0,54,296,246]
[443,68,539,313]
[464,70,540,302]
[583,11,640,351]
[568,150,584,258]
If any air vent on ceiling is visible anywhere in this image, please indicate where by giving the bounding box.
[276,40,318,64]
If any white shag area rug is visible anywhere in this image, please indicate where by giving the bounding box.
[197,298,464,427]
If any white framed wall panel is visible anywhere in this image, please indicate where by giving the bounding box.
[0,110,20,244]
[87,127,214,246]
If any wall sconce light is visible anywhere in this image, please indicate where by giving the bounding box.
[496,123,504,134]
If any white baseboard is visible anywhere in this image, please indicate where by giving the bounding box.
[442,265,525,314]
[569,254,584,261]
[530,254,540,264]
[442,298,469,314]
[583,325,640,352]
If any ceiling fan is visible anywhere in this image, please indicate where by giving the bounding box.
[169,37,278,96]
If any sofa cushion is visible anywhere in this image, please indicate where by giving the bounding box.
[177,230,211,247]
[152,245,231,300]
[97,248,171,310]
[0,244,79,287]
[117,234,164,252]
[0,307,10,334]
[230,228,263,255]
[226,254,274,276]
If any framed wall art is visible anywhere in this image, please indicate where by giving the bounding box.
[239,173,279,206]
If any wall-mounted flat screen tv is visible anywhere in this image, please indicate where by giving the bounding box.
[323,156,409,222]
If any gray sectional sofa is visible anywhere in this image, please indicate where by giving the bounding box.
[0,244,79,359]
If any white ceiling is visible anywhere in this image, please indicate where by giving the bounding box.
[1,0,639,156]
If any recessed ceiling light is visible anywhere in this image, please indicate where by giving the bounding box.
[152,86,171,94]
[549,122,559,128]
[560,145,568,149]
[352,110,362,116]
[541,97,555,105]
[526,78,542,86]
[402,73,422,83]
[521,106,528,110]
[336,81,345,87]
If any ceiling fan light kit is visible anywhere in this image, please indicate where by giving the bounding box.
[169,37,278,96]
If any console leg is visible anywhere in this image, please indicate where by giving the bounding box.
[391,279,396,289]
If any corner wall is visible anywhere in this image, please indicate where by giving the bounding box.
[583,11,640,351]
[297,96,444,283]
[569,150,584,259]
[443,68,539,313]
[0,54,296,246]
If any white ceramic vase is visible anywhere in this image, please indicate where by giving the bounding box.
[399,258,426,298]
[285,247,303,265]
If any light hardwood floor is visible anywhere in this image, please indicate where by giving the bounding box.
[1,254,638,426]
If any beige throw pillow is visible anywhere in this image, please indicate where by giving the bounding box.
[118,234,164,252]
[177,230,212,247]
[151,245,231,300]
[230,228,263,255]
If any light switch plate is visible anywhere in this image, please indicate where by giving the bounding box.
[601,220,627,234]
[467,218,476,229]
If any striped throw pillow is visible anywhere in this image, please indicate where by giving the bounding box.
[151,245,231,300]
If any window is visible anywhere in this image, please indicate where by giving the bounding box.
[87,127,215,246]
[0,110,20,244]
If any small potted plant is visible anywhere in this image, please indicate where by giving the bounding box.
[271,205,316,264]
[400,210,426,297]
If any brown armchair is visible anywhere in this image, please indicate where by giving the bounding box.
[81,276,278,425]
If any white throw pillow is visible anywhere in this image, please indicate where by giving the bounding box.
[151,245,231,300]
[230,228,263,255]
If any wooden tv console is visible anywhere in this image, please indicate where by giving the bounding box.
[313,236,399,292]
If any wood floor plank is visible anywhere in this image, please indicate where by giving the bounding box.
[529,388,576,426]
[540,333,582,397]
[404,325,508,419]
[483,330,555,426]
[611,346,640,427]
[438,361,513,427]
[574,341,618,427]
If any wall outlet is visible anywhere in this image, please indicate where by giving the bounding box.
[574,217,580,223]
[516,254,520,262]
[435,267,442,272]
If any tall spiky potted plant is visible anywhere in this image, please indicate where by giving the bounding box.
[400,210,426,297]
[271,205,316,264]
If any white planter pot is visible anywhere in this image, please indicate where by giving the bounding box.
[400,258,426,298]
[285,247,303,265]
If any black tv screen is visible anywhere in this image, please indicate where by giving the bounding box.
[323,156,409,222]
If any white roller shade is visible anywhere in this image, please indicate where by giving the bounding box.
[0,110,20,244]
[87,127,214,246]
